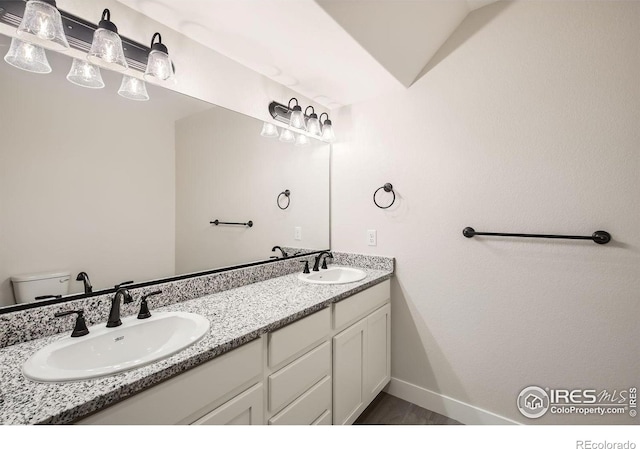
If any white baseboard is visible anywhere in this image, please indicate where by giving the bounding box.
[385,377,522,425]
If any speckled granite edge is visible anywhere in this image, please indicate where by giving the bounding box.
[0,254,319,349]
[0,267,392,424]
[281,246,319,257]
[0,252,393,349]
[331,252,395,272]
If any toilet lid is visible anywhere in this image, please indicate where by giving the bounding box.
[11,271,71,283]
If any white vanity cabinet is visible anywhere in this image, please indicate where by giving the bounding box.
[332,282,391,425]
[77,338,264,425]
[75,279,391,426]
[266,307,332,425]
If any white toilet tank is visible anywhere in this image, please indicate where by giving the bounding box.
[11,271,71,304]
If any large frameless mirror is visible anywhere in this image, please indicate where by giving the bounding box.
[0,33,330,312]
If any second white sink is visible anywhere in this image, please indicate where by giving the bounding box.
[298,266,367,285]
[23,311,210,383]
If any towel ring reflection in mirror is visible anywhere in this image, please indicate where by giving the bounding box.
[373,183,395,209]
[277,189,291,210]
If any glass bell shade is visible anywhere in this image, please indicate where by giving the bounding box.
[144,34,175,84]
[3,38,51,74]
[66,58,104,89]
[260,122,279,138]
[321,120,336,142]
[88,28,127,72]
[144,49,175,83]
[295,133,310,147]
[279,128,295,143]
[289,106,306,130]
[87,11,127,72]
[306,115,321,136]
[17,0,69,52]
[118,75,149,101]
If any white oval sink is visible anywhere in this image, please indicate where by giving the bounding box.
[23,311,210,383]
[298,266,367,285]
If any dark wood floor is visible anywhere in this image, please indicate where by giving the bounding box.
[354,392,462,425]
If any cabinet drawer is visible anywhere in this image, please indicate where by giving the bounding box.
[269,376,332,425]
[268,307,330,368]
[312,409,332,425]
[268,341,331,413]
[333,280,390,330]
[77,339,262,425]
[192,383,263,425]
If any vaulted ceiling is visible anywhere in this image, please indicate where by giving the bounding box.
[116,0,498,109]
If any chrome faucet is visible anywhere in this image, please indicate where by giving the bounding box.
[76,272,93,295]
[312,251,333,271]
[271,246,288,258]
[106,288,133,328]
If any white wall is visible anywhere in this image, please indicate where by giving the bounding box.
[0,49,204,306]
[175,107,329,274]
[331,1,640,424]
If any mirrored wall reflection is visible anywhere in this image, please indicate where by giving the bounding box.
[0,34,330,310]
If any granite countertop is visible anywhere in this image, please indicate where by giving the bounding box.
[0,266,392,425]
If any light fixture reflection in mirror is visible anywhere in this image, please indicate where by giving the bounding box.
[118,75,149,101]
[3,38,51,74]
[17,0,69,52]
[305,106,321,137]
[66,58,104,89]
[288,98,306,130]
[260,122,279,138]
[319,113,335,142]
[295,133,310,147]
[279,128,295,143]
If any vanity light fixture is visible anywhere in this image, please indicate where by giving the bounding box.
[87,9,128,72]
[118,75,149,101]
[260,122,279,138]
[319,113,335,142]
[66,58,104,89]
[3,38,51,74]
[1,2,179,101]
[266,100,336,144]
[144,33,175,84]
[288,98,306,130]
[279,128,295,143]
[17,0,69,52]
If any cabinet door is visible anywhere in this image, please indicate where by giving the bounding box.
[332,318,367,425]
[365,304,391,398]
[192,383,264,425]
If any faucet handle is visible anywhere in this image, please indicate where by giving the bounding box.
[300,261,310,274]
[114,280,134,289]
[54,310,89,337]
[138,290,162,319]
[35,295,62,300]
